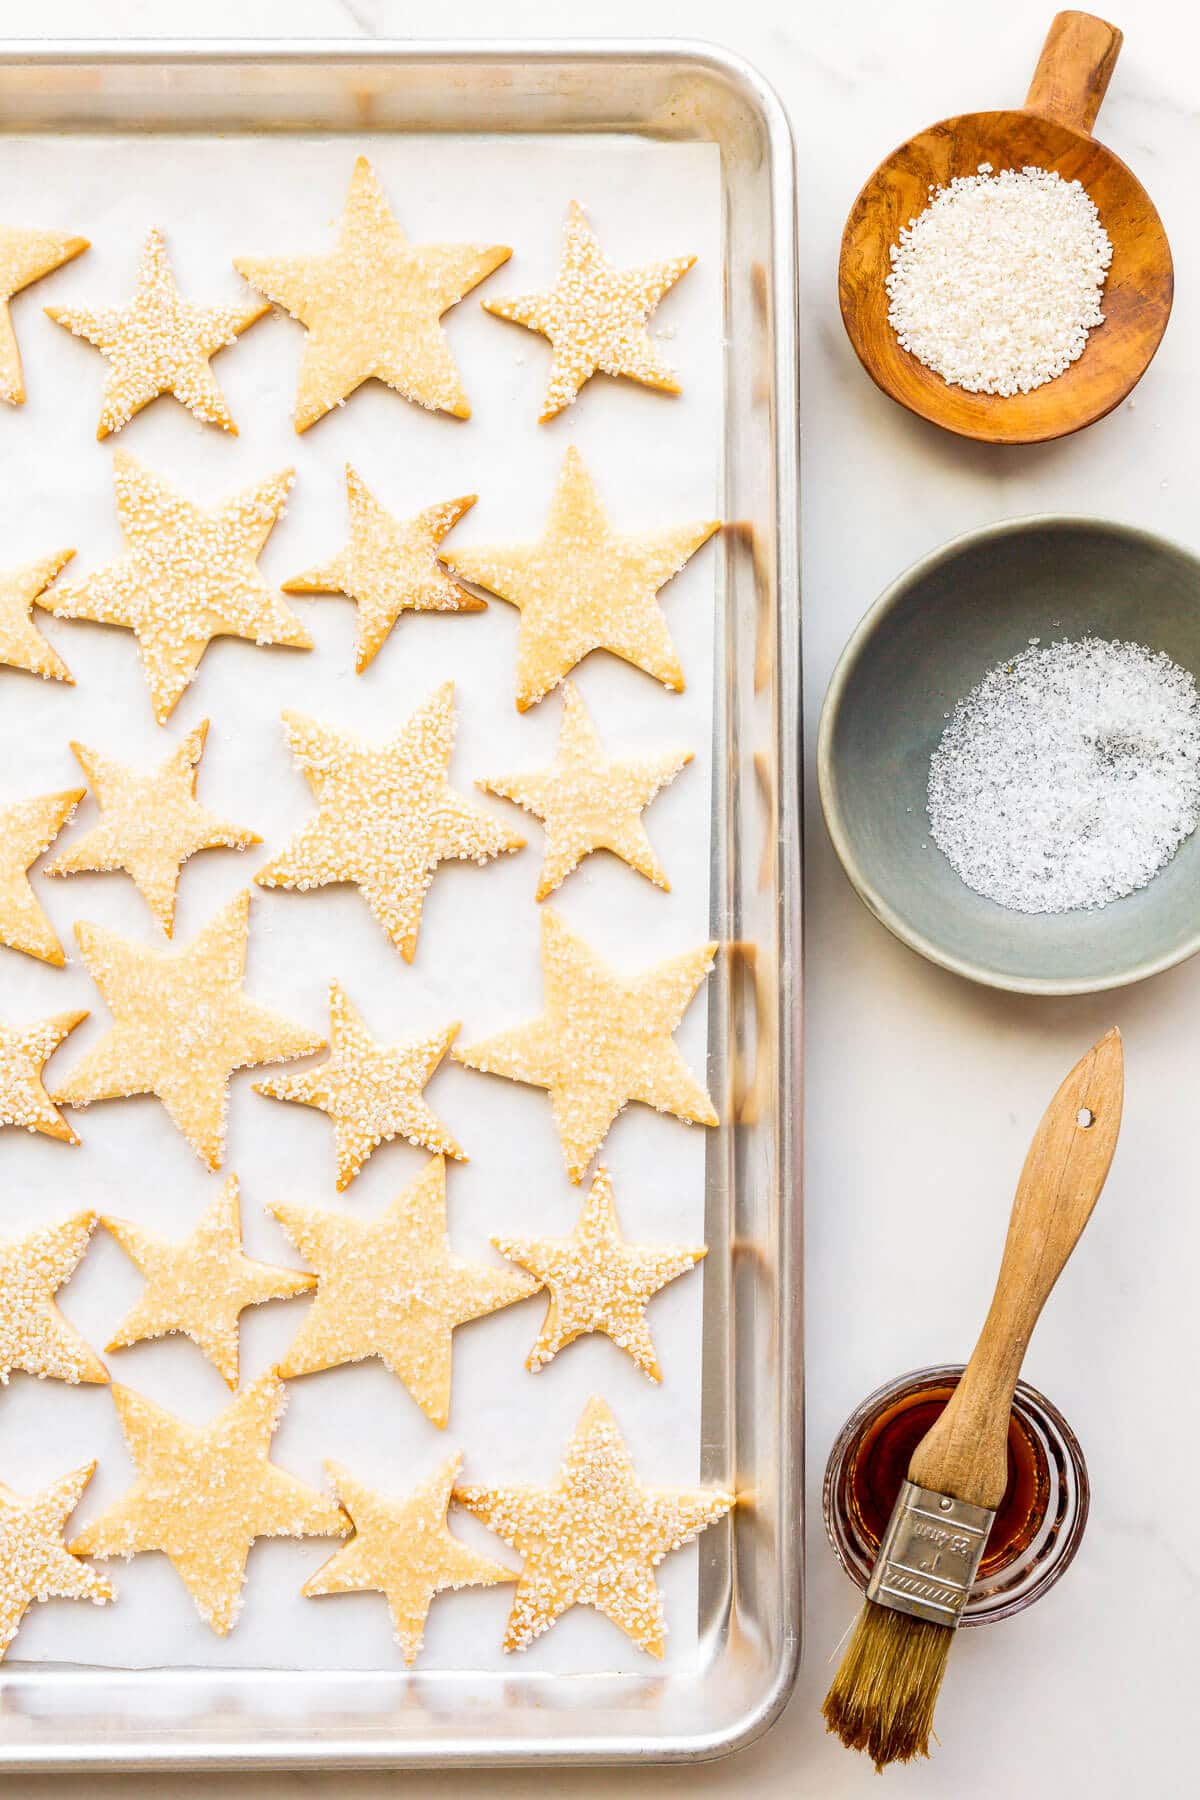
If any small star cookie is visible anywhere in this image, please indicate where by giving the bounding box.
[0,1464,113,1659]
[442,445,719,711]
[44,720,261,936]
[454,908,717,1183]
[46,227,269,438]
[0,787,83,966]
[0,1212,108,1386]
[235,155,510,430]
[0,1008,88,1144]
[455,1396,734,1656]
[0,549,75,683]
[69,1371,349,1635]
[0,222,88,405]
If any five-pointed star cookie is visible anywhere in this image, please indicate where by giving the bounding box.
[235,155,510,431]
[442,446,719,711]
[494,1167,705,1380]
[268,1156,537,1428]
[484,200,694,420]
[0,222,88,405]
[0,1212,108,1386]
[454,908,718,1184]
[255,979,464,1192]
[0,1008,88,1145]
[283,465,483,674]
[255,685,524,963]
[44,721,261,936]
[46,227,269,438]
[69,1371,349,1634]
[455,1396,734,1656]
[0,1463,113,1659]
[303,1451,514,1665]
[103,1174,315,1388]
[0,549,76,683]
[482,680,692,899]
[0,787,83,966]
[38,451,311,725]
[51,889,324,1171]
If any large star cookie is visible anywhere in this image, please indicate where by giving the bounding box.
[255,685,524,963]
[70,1372,349,1634]
[455,1396,733,1656]
[0,787,83,966]
[268,1156,537,1428]
[303,1451,513,1666]
[255,979,464,1192]
[51,889,324,1170]
[0,222,88,405]
[235,155,510,430]
[485,200,695,420]
[46,227,268,438]
[44,720,260,936]
[0,1007,88,1144]
[0,549,75,683]
[454,908,717,1183]
[0,1212,108,1386]
[0,1464,113,1659]
[38,451,311,724]
[442,446,719,710]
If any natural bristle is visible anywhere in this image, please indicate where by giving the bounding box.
[822,1600,954,1771]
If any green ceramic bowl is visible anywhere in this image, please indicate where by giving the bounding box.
[818,516,1200,995]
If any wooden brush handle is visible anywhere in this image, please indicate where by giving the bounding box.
[1025,10,1123,135]
[909,1028,1123,1510]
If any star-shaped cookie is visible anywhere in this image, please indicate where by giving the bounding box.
[455,1396,733,1656]
[255,979,464,1192]
[283,466,483,674]
[44,721,260,935]
[0,1464,113,1659]
[442,446,719,711]
[69,1372,349,1634]
[103,1174,315,1388]
[0,1008,88,1144]
[303,1451,514,1665]
[0,222,88,405]
[38,451,311,725]
[0,1212,108,1386]
[0,787,83,966]
[495,1167,705,1380]
[482,680,692,898]
[268,1156,537,1427]
[235,155,510,430]
[46,227,269,438]
[255,685,524,963]
[454,908,718,1183]
[0,549,75,683]
[484,200,694,420]
[51,889,324,1170]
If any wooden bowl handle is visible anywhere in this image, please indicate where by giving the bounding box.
[1025,10,1123,135]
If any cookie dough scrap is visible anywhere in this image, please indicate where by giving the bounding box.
[0,1464,113,1659]
[0,549,76,683]
[51,889,324,1171]
[0,1008,88,1144]
[0,222,88,405]
[46,227,269,438]
[44,720,260,936]
[255,685,524,963]
[303,1451,514,1666]
[442,446,719,711]
[0,787,83,966]
[0,1212,108,1386]
[235,155,510,430]
[255,979,464,1192]
[268,1156,537,1428]
[70,1371,349,1635]
[455,1396,734,1656]
[454,908,718,1184]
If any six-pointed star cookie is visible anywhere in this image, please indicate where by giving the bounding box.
[443,446,719,711]
[0,222,88,405]
[235,156,510,430]
[455,1396,733,1656]
[255,685,524,963]
[484,200,694,421]
[482,680,692,898]
[0,549,76,683]
[44,721,260,936]
[38,451,311,724]
[46,227,269,438]
[51,889,324,1170]
[454,908,717,1183]
[0,1008,88,1145]
[303,1451,514,1665]
[0,1212,108,1386]
[255,979,464,1192]
[70,1371,349,1634]
[0,787,83,965]
[0,1463,113,1659]
[268,1156,537,1427]
[103,1174,315,1388]
[283,466,483,674]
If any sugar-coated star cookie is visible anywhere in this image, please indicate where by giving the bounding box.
[0,1464,113,1659]
[0,222,88,404]
[0,1212,108,1386]
[0,787,83,966]
[0,1008,88,1144]
[0,549,75,683]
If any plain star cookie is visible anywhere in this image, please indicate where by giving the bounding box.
[0,1464,113,1659]
[0,787,83,965]
[46,227,269,438]
[0,549,75,683]
[255,685,524,963]
[0,222,88,404]
[69,1371,349,1635]
[0,1212,108,1386]
[455,1396,733,1656]
[235,155,510,430]
[454,908,717,1183]
[0,1008,88,1144]
[442,446,719,710]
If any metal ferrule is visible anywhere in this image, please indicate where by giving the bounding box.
[865,1479,996,1629]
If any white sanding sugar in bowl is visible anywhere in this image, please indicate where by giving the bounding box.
[927,637,1200,914]
[886,163,1113,396]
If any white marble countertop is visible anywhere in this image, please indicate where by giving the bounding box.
[8,0,1199,1795]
